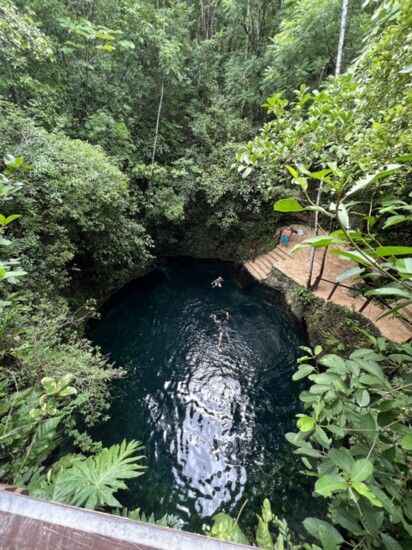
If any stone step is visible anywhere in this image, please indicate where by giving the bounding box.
[267,251,283,264]
[249,261,267,280]
[253,260,271,277]
[274,246,289,258]
[258,255,274,272]
[245,262,265,281]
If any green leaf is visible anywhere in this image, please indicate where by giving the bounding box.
[295,446,323,458]
[359,499,381,536]
[97,44,116,51]
[262,499,273,523]
[52,440,146,509]
[256,516,274,550]
[366,287,412,299]
[274,198,305,212]
[336,266,364,283]
[380,533,404,549]
[314,426,331,448]
[208,512,250,545]
[95,32,116,40]
[400,434,412,450]
[355,389,370,407]
[331,506,363,535]
[286,165,308,191]
[352,482,382,507]
[41,377,58,394]
[328,449,354,473]
[350,459,373,482]
[292,365,315,381]
[297,416,315,432]
[318,354,348,373]
[347,165,401,196]
[4,214,21,225]
[319,523,341,550]
[24,416,61,468]
[369,486,402,522]
[303,518,343,546]
[329,249,375,266]
[375,246,412,257]
[383,215,408,229]
[118,40,135,49]
[315,475,348,497]
[337,204,350,229]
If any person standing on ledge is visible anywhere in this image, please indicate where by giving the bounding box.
[280,226,292,247]
[211,276,224,288]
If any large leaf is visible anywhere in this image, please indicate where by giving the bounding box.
[375,246,412,257]
[303,518,343,546]
[292,365,315,381]
[331,506,363,535]
[337,203,350,229]
[23,416,62,469]
[328,448,354,473]
[347,165,401,196]
[400,434,412,450]
[52,440,146,509]
[366,287,412,299]
[315,475,348,497]
[273,198,305,212]
[336,266,365,283]
[208,512,250,545]
[286,165,308,191]
[329,249,376,266]
[350,459,374,482]
[380,533,404,550]
[352,481,382,507]
[318,354,348,373]
[359,499,382,536]
[297,416,315,432]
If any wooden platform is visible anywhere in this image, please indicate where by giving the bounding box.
[0,490,254,550]
[244,225,412,343]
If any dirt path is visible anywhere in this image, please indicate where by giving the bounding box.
[244,225,412,343]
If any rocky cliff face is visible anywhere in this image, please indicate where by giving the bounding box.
[260,266,380,356]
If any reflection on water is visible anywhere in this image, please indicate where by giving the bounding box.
[90,258,308,531]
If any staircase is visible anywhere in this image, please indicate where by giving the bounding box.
[244,246,289,281]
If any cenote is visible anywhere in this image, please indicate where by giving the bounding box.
[89,258,315,533]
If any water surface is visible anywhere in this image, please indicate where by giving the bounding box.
[90,258,311,531]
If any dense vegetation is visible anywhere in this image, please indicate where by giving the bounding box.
[0,0,411,548]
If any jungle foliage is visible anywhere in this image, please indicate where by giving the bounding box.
[0,0,411,548]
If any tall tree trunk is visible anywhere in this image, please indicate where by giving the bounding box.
[307,1,349,289]
[335,0,349,77]
[310,217,334,291]
[306,181,323,289]
[151,80,164,174]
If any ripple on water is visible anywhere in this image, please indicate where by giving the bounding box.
[90,258,309,530]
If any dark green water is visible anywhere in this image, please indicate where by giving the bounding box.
[89,258,313,532]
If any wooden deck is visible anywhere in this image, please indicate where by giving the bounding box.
[0,489,254,550]
[244,225,412,343]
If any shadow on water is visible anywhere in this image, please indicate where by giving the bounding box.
[89,257,320,533]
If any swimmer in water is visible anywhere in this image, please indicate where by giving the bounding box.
[211,276,224,288]
[211,311,230,347]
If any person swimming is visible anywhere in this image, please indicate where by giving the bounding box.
[211,311,230,346]
[211,276,224,288]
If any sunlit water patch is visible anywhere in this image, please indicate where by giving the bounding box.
[89,258,315,532]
